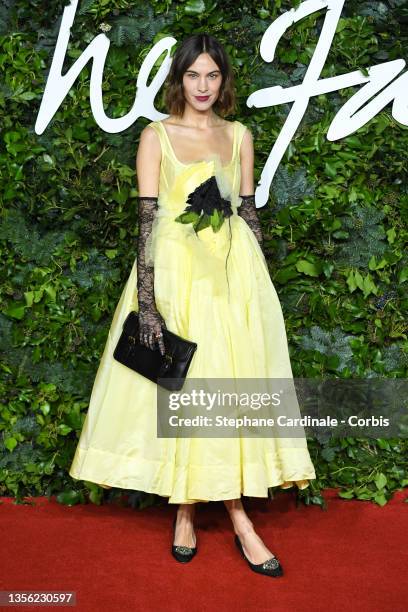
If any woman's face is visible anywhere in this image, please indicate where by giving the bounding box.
[182,53,223,112]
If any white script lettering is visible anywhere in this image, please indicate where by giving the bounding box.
[35,0,408,207]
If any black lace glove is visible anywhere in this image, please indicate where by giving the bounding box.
[238,194,264,251]
[137,196,166,356]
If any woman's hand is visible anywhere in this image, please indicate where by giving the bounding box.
[138,306,166,355]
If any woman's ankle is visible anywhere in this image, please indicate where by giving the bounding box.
[176,504,196,523]
[224,503,254,535]
[234,520,255,537]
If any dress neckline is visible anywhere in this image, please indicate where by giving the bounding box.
[158,120,237,168]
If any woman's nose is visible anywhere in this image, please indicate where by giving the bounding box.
[197,80,209,92]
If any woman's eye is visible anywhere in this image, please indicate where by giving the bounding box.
[188,74,218,78]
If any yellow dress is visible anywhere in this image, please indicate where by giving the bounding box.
[69,119,316,503]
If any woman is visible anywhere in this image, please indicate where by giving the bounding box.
[69,33,316,577]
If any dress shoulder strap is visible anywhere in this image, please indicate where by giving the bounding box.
[146,121,168,156]
[233,121,248,161]
[146,121,162,138]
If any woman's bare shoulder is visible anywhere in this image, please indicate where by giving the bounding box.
[139,122,160,145]
[137,123,161,162]
[141,121,159,135]
[234,119,250,130]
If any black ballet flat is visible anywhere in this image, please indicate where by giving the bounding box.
[171,516,197,563]
[234,533,284,577]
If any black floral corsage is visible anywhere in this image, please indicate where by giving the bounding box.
[174,175,233,233]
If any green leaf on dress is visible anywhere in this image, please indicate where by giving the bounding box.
[194,213,211,232]
[210,209,223,232]
[174,211,200,224]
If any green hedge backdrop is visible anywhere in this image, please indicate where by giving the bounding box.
[1,0,407,509]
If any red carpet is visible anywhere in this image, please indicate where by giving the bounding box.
[1,488,407,611]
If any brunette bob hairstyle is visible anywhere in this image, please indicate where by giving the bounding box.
[163,33,236,118]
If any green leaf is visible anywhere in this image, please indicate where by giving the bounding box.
[332,230,349,239]
[321,447,336,461]
[281,49,297,63]
[399,267,408,283]
[34,289,44,303]
[338,490,354,499]
[345,135,362,147]
[376,439,390,450]
[375,472,387,490]
[210,209,223,232]
[296,260,321,277]
[322,262,334,278]
[118,165,135,178]
[346,270,357,292]
[184,0,206,15]
[57,424,72,436]
[194,214,211,232]
[4,437,17,451]
[40,402,50,416]
[324,162,337,178]
[72,126,89,142]
[174,211,200,224]
[64,408,83,430]
[274,267,298,283]
[386,228,396,244]
[2,304,26,319]
[24,291,34,306]
[43,460,55,475]
[354,270,365,291]
[19,91,37,101]
[362,273,377,297]
[373,492,388,506]
[42,154,54,165]
[44,285,56,301]
[84,481,103,505]
[56,490,81,506]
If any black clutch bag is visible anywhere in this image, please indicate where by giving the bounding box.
[113,310,197,391]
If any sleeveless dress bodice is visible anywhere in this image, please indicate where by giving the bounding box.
[143,120,261,303]
[147,119,245,216]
